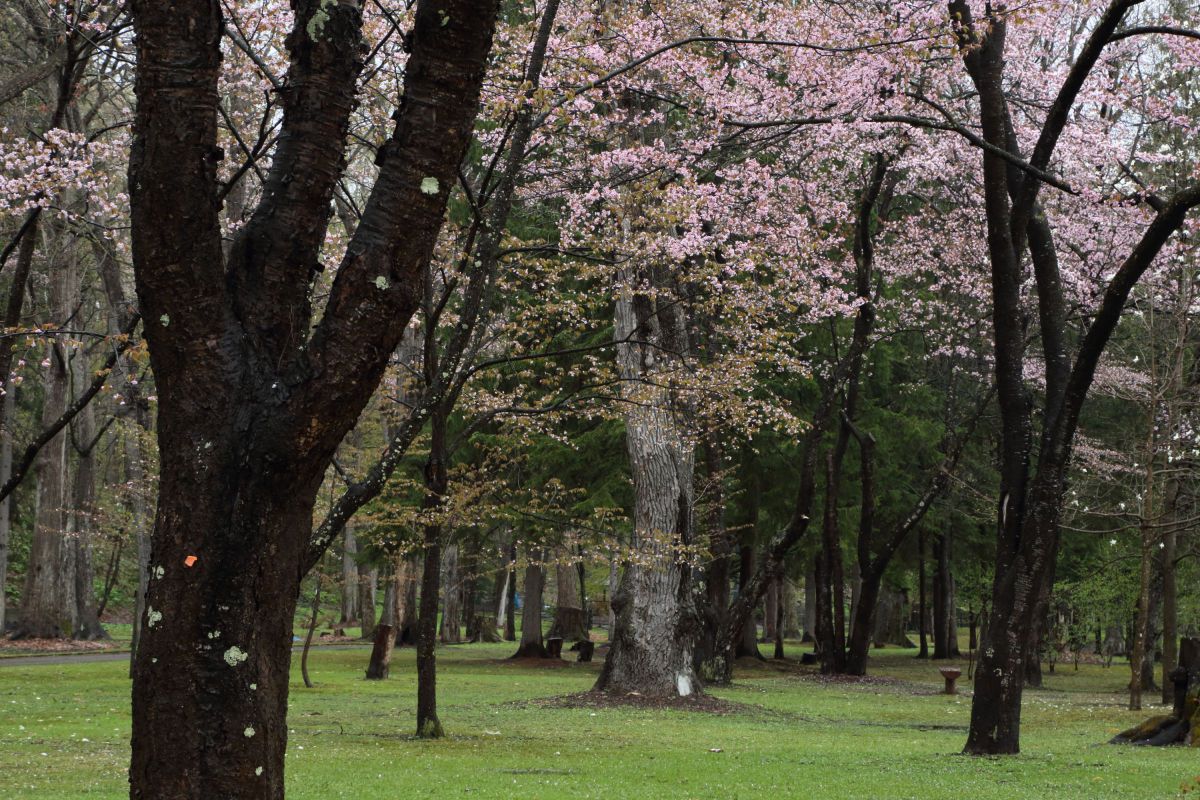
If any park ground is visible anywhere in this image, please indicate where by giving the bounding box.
[1,638,1196,799]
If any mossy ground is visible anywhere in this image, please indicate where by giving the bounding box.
[1,639,1195,799]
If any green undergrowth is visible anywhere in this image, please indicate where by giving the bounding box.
[0,642,1193,799]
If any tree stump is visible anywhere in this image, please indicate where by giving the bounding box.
[546,636,564,659]
[576,641,595,662]
[1112,637,1200,745]
[365,624,394,680]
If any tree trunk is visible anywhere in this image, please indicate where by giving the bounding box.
[15,312,75,639]
[0,380,14,634]
[416,523,443,736]
[493,560,509,629]
[68,350,107,640]
[398,556,418,646]
[846,567,882,675]
[513,554,547,658]
[735,538,762,658]
[301,575,322,688]
[547,556,588,642]
[365,623,395,680]
[594,269,700,698]
[916,529,928,659]
[439,545,461,643]
[933,531,956,658]
[358,566,377,640]
[803,562,816,642]
[1162,521,1178,705]
[461,541,479,641]
[126,428,151,675]
[340,527,358,625]
[505,543,518,641]
[763,575,779,643]
[125,0,500,789]
[416,409,449,738]
[695,438,731,679]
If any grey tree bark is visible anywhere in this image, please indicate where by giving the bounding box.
[15,228,78,639]
[513,552,547,657]
[548,553,588,642]
[594,267,700,697]
[340,526,358,624]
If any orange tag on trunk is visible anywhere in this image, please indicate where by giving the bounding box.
[184,555,198,567]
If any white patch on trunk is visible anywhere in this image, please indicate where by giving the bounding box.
[676,672,692,697]
[224,646,249,666]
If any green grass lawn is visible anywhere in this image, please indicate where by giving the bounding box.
[0,641,1194,799]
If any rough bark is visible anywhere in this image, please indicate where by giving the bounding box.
[593,260,700,698]
[513,554,548,658]
[547,556,588,642]
[126,0,499,792]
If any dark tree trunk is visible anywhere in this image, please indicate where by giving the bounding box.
[772,574,785,659]
[416,408,449,737]
[125,0,498,792]
[365,623,395,680]
[696,434,729,681]
[505,543,517,642]
[933,531,958,658]
[802,562,816,642]
[846,568,882,675]
[1162,512,1178,705]
[763,575,779,643]
[917,529,929,659]
[301,575,322,688]
[735,539,762,658]
[947,0,1199,755]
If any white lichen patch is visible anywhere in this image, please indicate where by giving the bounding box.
[249,683,257,691]
[223,646,249,667]
[306,0,337,40]
[676,673,693,697]
[207,631,221,640]
[146,608,162,628]
[420,176,439,195]
[159,314,169,327]
[244,726,255,738]
[255,766,263,776]
[374,275,389,290]
[153,566,164,579]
